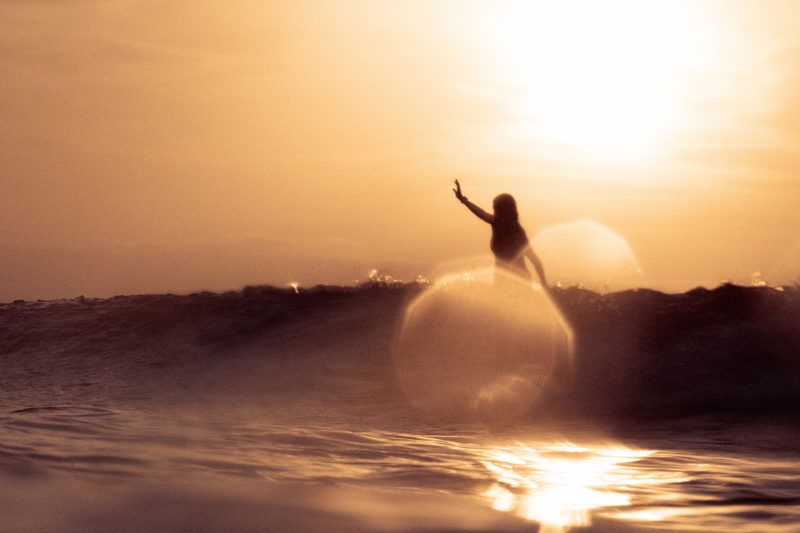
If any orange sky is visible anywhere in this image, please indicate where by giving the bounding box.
[2,1,800,301]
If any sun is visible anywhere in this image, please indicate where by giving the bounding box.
[485,1,703,160]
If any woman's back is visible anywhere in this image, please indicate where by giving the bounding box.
[454,181,547,286]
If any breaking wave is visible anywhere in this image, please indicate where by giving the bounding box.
[2,281,800,420]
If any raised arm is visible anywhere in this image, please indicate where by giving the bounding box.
[453,179,493,224]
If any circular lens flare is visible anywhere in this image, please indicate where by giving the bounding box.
[393,267,573,422]
[532,220,645,292]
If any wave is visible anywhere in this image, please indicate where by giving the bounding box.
[2,281,799,420]
[550,283,800,418]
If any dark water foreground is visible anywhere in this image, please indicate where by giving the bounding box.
[1,282,799,532]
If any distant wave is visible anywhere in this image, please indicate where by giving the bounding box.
[2,281,799,419]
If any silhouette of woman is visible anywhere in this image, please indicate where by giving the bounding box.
[453,179,548,288]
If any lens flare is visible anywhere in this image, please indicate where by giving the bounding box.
[393,266,572,422]
[532,219,645,292]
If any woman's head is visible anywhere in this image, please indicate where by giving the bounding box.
[493,193,518,224]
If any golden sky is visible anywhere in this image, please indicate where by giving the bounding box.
[2,0,800,300]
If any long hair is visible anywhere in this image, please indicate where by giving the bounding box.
[489,193,529,267]
[492,193,519,227]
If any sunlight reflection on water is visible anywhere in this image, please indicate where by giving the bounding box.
[478,441,686,532]
[3,406,800,532]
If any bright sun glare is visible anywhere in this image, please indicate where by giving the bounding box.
[487,1,703,160]
[480,441,685,533]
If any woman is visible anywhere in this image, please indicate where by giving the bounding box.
[453,179,548,288]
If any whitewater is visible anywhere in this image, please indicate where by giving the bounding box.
[2,279,800,532]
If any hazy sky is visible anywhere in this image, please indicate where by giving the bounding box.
[2,0,800,301]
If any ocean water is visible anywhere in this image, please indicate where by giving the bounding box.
[2,281,799,532]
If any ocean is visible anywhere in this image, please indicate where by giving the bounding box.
[2,277,799,532]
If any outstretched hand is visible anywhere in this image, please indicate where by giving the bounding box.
[453,179,465,202]
[453,178,492,223]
